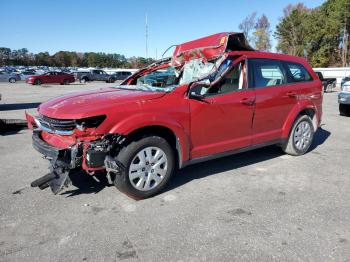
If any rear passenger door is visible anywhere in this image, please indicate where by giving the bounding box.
[249,58,300,145]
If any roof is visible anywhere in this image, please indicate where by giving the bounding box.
[171,32,254,66]
[226,50,310,64]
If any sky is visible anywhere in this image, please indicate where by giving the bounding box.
[0,0,325,58]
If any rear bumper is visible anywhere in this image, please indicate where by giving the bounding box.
[339,92,350,104]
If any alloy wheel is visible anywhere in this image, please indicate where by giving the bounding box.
[293,120,312,151]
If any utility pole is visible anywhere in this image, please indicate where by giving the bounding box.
[145,13,148,59]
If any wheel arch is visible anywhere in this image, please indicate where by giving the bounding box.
[126,125,182,168]
[282,104,318,138]
[108,116,190,168]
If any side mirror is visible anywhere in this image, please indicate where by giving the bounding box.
[189,91,211,103]
[195,79,211,87]
[188,79,211,103]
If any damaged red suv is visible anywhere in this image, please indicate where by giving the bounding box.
[26,33,323,199]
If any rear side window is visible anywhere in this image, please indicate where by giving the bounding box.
[249,59,286,88]
[284,62,313,83]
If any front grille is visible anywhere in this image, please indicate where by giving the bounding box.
[38,115,76,133]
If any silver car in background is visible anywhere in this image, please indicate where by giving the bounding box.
[0,71,21,83]
[339,79,350,116]
[20,71,37,80]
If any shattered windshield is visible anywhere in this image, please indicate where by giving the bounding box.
[136,66,179,92]
[114,56,228,92]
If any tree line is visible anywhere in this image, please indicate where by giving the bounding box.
[240,0,349,67]
[0,48,155,68]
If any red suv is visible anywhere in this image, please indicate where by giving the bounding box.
[26,33,323,199]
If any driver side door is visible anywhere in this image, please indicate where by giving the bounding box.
[189,59,256,159]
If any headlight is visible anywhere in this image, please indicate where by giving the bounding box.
[343,85,350,92]
[75,115,106,130]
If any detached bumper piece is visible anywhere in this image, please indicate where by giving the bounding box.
[30,169,71,194]
[31,131,78,194]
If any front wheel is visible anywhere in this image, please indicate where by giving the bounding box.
[9,78,16,83]
[34,79,41,85]
[282,115,314,156]
[114,136,175,199]
[63,79,70,85]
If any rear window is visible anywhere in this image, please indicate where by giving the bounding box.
[284,62,313,83]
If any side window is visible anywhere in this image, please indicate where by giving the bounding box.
[284,62,313,83]
[205,61,247,96]
[250,59,286,88]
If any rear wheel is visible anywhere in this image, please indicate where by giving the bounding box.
[34,79,41,85]
[80,78,88,84]
[339,104,350,116]
[63,79,70,85]
[9,78,16,83]
[282,115,314,156]
[113,136,175,199]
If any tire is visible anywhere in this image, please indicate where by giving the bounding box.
[0,119,5,131]
[9,78,16,83]
[34,79,41,85]
[113,136,175,199]
[109,78,115,83]
[80,78,88,84]
[282,115,314,156]
[63,79,70,85]
[339,104,350,116]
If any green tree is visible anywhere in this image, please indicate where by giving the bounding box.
[275,0,350,67]
[275,3,309,56]
[253,14,272,51]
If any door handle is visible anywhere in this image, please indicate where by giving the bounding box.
[286,91,297,98]
[240,98,255,106]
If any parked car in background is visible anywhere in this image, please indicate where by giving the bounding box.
[20,71,37,81]
[0,71,21,83]
[26,71,75,85]
[315,71,337,92]
[112,71,132,80]
[74,69,116,83]
[339,80,350,116]
[341,76,350,89]
[27,32,323,199]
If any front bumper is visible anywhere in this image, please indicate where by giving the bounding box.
[338,92,350,105]
[28,112,126,194]
[32,131,62,160]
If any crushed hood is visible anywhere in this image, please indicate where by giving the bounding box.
[38,87,166,119]
[171,32,253,66]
